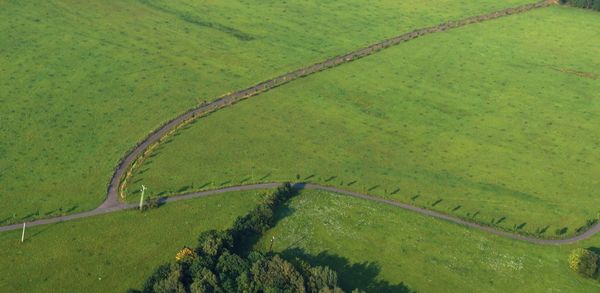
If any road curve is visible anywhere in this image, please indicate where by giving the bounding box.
[2,182,599,245]
[3,0,600,245]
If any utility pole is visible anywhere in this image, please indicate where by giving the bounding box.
[21,222,26,243]
[139,185,147,211]
[269,236,275,252]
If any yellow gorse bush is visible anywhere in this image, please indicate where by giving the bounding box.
[175,247,194,262]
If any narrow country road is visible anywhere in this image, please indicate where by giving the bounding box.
[2,182,599,245]
[3,0,599,245]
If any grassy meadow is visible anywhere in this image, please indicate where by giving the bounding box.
[1,188,598,292]
[0,190,264,292]
[256,189,600,292]
[129,6,600,237]
[0,0,534,223]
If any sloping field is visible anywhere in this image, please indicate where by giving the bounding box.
[256,190,600,292]
[0,0,533,223]
[128,6,600,236]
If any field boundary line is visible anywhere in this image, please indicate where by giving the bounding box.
[6,1,598,245]
[2,182,599,245]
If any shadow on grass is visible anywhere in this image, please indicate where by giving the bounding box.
[233,184,302,255]
[588,247,600,254]
[282,248,413,293]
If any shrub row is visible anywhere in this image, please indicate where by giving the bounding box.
[131,183,364,293]
[560,0,600,10]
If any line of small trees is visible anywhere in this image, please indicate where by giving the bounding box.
[569,248,600,281]
[560,0,600,10]
[130,183,361,293]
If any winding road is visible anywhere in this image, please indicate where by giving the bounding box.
[3,0,599,245]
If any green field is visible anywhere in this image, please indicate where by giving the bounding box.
[128,6,600,237]
[1,189,598,292]
[0,190,263,292]
[0,0,534,224]
[256,189,600,292]
[2,1,600,292]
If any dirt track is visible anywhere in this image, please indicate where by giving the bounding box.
[4,0,599,245]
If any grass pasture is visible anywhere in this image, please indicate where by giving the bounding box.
[0,0,534,224]
[256,189,600,292]
[0,188,598,292]
[0,190,264,292]
[128,6,600,237]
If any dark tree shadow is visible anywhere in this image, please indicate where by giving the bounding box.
[281,248,413,293]
[588,247,600,254]
[496,216,506,225]
[197,182,211,189]
[536,225,549,235]
[177,185,192,193]
[304,174,316,180]
[233,184,303,255]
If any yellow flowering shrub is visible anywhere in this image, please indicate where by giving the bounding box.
[568,248,599,278]
[175,247,195,262]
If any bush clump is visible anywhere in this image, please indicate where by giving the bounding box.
[568,248,599,279]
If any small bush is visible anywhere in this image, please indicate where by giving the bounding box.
[141,197,161,211]
[568,248,599,278]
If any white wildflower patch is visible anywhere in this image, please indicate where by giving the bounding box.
[485,251,525,272]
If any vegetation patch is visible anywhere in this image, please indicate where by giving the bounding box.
[568,248,600,280]
[131,184,369,293]
[129,6,600,237]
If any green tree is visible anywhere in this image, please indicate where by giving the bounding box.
[143,264,172,293]
[216,251,250,292]
[153,264,187,293]
[190,267,222,293]
[306,266,339,292]
[197,230,233,260]
[251,255,306,293]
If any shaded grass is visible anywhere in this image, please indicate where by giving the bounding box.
[0,190,264,292]
[130,6,600,236]
[255,189,600,292]
[0,0,533,223]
